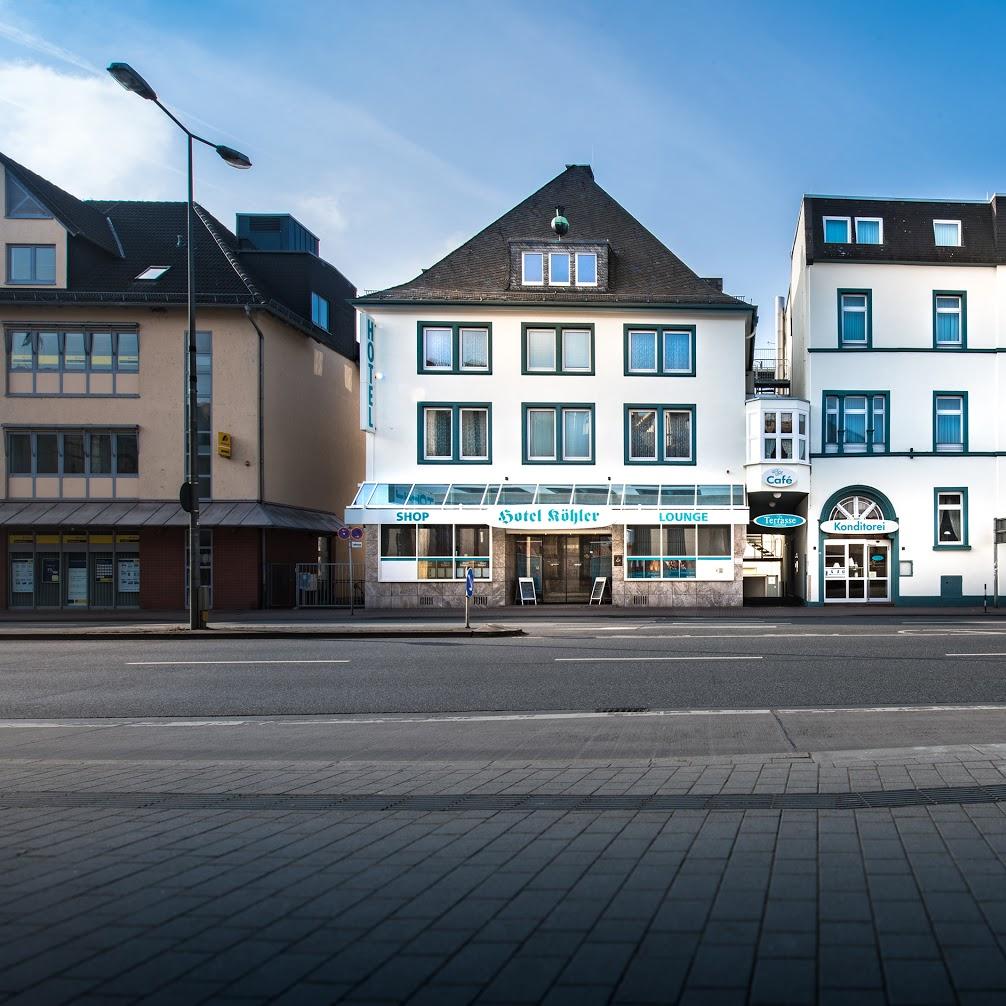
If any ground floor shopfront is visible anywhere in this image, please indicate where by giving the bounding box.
[0,500,347,611]
[347,482,749,608]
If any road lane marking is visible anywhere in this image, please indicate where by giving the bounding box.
[946,653,1006,657]
[125,660,351,667]
[554,655,760,662]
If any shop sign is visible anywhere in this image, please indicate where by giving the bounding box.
[753,514,805,529]
[358,312,376,433]
[763,466,799,488]
[11,560,33,593]
[386,507,726,529]
[821,519,899,534]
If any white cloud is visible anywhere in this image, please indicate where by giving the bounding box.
[0,17,97,72]
[0,61,178,199]
[294,191,347,236]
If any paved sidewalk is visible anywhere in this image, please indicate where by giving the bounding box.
[4,746,1006,1004]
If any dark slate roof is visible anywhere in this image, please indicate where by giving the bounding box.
[0,151,120,256]
[804,194,1006,265]
[358,165,751,310]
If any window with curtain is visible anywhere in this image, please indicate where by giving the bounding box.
[527,409,556,460]
[628,330,657,372]
[823,218,850,243]
[935,395,965,452]
[824,394,887,453]
[562,409,591,460]
[840,293,869,345]
[663,331,692,373]
[459,408,488,460]
[936,491,965,546]
[664,410,692,461]
[418,525,454,580]
[934,295,962,346]
[526,329,555,371]
[629,409,657,460]
[459,328,489,370]
[423,327,452,370]
[934,220,961,247]
[561,330,591,371]
[423,408,452,459]
[854,218,882,244]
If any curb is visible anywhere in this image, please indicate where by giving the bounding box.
[0,626,525,641]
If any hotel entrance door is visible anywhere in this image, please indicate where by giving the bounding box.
[513,534,612,602]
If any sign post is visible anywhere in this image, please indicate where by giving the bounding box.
[464,567,474,628]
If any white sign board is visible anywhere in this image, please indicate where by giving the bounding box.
[517,577,537,604]
[347,507,746,529]
[11,560,33,594]
[359,312,376,433]
[821,519,899,535]
[762,466,799,489]
[117,558,140,593]
[589,577,607,604]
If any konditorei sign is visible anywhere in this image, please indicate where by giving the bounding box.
[345,506,748,529]
[753,513,806,529]
[821,519,899,535]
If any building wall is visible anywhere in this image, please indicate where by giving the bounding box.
[139,527,185,610]
[0,163,68,289]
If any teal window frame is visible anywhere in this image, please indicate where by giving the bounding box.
[933,487,969,550]
[932,291,966,350]
[933,391,968,453]
[416,322,492,375]
[521,403,596,465]
[417,402,492,465]
[821,391,890,454]
[837,289,872,348]
[622,325,696,376]
[623,404,696,466]
[520,323,595,375]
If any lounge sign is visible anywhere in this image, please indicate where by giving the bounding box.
[821,519,899,534]
[348,507,745,529]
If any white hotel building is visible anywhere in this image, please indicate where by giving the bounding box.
[347,166,757,607]
[778,194,1006,605]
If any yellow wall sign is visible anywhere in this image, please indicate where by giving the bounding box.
[217,432,232,458]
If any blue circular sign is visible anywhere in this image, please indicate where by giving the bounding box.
[753,514,806,529]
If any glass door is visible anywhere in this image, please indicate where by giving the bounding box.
[823,541,889,602]
[542,537,565,601]
[63,552,88,608]
[868,544,890,601]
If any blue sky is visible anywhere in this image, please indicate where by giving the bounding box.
[2,0,1004,352]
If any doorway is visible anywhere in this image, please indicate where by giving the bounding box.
[824,540,890,602]
[512,534,612,602]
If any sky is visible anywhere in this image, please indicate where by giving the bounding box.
[2,0,1005,355]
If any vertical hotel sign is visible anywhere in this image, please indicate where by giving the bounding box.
[359,312,376,432]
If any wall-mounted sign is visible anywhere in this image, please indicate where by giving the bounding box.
[11,560,33,593]
[762,466,799,488]
[358,312,376,433]
[374,507,735,530]
[753,514,805,529]
[821,519,899,535]
[117,558,140,593]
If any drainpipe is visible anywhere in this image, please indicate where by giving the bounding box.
[244,305,267,606]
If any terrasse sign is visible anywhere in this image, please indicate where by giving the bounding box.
[821,519,899,535]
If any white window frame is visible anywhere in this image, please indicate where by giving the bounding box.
[458,407,489,461]
[840,293,869,345]
[561,407,592,461]
[934,295,963,347]
[936,491,965,546]
[548,252,571,287]
[575,252,598,287]
[628,408,658,461]
[422,326,453,371]
[561,329,591,373]
[933,219,962,247]
[822,216,851,243]
[627,330,658,374]
[662,330,693,375]
[761,409,805,462]
[422,407,453,461]
[663,409,693,462]
[854,217,883,244]
[527,408,557,461]
[521,252,544,286]
[459,328,490,372]
[525,328,557,372]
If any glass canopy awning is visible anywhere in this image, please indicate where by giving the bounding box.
[350,483,747,509]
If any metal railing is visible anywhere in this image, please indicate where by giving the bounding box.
[295,563,365,608]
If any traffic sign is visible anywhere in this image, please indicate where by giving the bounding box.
[350,541,363,549]
[350,527,364,540]
[337,527,350,540]
[465,568,474,598]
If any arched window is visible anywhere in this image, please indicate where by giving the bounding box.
[829,495,884,522]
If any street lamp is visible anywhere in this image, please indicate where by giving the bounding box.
[107,63,251,630]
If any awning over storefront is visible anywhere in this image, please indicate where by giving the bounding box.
[0,500,345,532]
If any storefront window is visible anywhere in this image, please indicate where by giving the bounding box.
[418,525,454,579]
[455,525,490,578]
[380,525,416,557]
[625,523,731,580]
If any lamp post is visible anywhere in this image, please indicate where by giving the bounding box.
[107,63,251,629]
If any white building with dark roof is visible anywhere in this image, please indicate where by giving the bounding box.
[348,166,757,607]
[778,193,1006,605]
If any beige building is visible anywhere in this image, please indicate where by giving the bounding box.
[1,152,363,611]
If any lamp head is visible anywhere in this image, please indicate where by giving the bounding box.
[107,63,157,101]
[216,145,252,170]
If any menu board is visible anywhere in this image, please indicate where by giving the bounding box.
[11,560,33,594]
[117,558,140,593]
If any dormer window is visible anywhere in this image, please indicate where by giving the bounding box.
[549,252,570,285]
[854,218,883,244]
[575,252,597,286]
[934,220,961,247]
[5,174,51,219]
[823,217,851,243]
[135,266,170,280]
[522,252,544,285]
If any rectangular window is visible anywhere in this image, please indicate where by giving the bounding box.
[823,393,889,454]
[5,327,139,389]
[63,432,85,474]
[9,331,33,370]
[854,218,883,244]
[459,328,489,371]
[934,394,965,453]
[935,489,967,547]
[36,331,59,370]
[418,323,491,374]
[823,217,850,243]
[418,404,491,464]
[422,327,452,370]
[625,326,695,375]
[6,244,56,284]
[625,523,730,580]
[523,405,595,463]
[575,252,597,286]
[115,433,138,475]
[934,293,964,348]
[64,332,86,370]
[839,291,870,347]
[934,220,961,247]
[310,292,330,332]
[549,252,570,285]
[8,432,31,474]
[380,525,416,558]
[35,433,58,474]
[522,252,544,285]
[4,430,138,479]
[762,409,807,462]
[455,524,490,579]
[522,325,594,375]
[90,332,113,371]
[90,433,112,474]
[626,405,695,464]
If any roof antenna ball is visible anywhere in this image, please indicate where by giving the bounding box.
[551,206,569,237]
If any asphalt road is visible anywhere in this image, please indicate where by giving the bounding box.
[2,616,1006,760]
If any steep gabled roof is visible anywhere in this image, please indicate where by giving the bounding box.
[0,151,121,257]
[358,165,749,309]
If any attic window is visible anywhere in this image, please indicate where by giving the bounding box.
[5,173,51,219]
[933,220,961,247]
[135,266,170,280]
